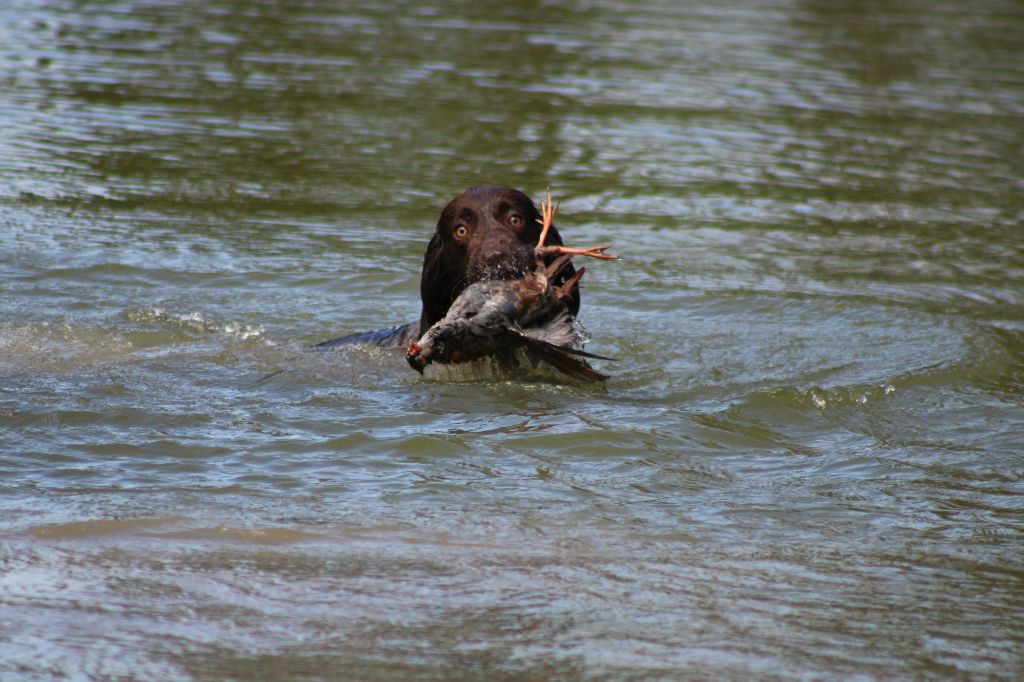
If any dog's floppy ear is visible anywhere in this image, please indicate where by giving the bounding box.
[419,231,457,332]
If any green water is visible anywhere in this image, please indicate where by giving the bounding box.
[2,0,1023,679]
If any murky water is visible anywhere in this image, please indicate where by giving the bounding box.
[2,0,1023,678]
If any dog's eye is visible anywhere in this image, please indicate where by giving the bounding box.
[508,214,523,228]
[453,225,468,240]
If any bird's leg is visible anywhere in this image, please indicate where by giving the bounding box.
[535,190,559,249]
[535,191,619,262]
[536,244,619,261]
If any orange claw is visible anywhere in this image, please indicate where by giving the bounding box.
[534,192,618,261]
[537,244,619,261]
[535,190,559,247]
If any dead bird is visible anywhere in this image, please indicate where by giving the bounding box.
[406,193,617,382]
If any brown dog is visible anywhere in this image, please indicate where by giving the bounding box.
[318,186,580,349]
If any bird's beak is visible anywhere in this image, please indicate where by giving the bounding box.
[407,354,427,374]
[406,341,428,374]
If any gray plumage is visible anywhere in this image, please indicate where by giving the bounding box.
[406,269,611,382]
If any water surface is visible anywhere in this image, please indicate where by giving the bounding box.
[2,0,1023,679]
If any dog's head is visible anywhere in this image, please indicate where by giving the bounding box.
[419,186,579,331]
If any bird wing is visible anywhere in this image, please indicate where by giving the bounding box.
[509,328,613,382]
